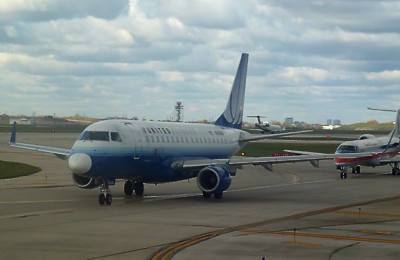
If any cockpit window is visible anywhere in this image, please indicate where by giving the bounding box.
[111,132,122,142]
[336,145,358,153]
[79,131,110,141]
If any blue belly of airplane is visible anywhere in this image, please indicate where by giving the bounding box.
[71,147,234,183]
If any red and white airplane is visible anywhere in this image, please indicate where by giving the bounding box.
[334,109,400,179]
[286,109,400,179]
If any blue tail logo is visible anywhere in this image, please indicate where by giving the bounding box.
[214,53,248,129]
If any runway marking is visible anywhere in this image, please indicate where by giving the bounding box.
[283,241,321,247]
[335,210,400,218]
[226,179,332,194]
[0,208,75,220]
[118,178,333,204]
[291,173,302,183]
[0,199,78,205]
[363,230,398,235]
[149,195,400,260]
[241,229,400,244]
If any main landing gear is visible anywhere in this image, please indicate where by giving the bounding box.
[99,179,112,205]
[352,166,361,174]
[124,180,144,196]
[339,165,361,179]
[202,191,223,199]
[391,163,400,175]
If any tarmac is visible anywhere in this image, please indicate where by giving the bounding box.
[0,132,400,259]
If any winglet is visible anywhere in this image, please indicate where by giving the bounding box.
[10,121,16,144]
[214,53,249,129]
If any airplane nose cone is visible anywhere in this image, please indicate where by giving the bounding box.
[68,153,92,175]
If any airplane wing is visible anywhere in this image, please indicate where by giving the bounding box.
[284,149,375,158]
[9,122,70,160]
[239,130,312,142]
[171,153,335,172]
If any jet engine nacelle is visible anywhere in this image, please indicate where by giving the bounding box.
[196,166,232,194]
[359,134,375,140]
[72,173,101,189]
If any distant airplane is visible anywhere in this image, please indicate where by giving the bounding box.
[10,53,329,205]
[247,115,284,133]
[287,108,400,179]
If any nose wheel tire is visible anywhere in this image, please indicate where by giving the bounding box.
[99,178,112,205]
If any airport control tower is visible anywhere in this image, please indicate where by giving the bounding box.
[175,101,184,122]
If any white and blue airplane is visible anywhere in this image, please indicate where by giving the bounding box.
[9,53,329,205]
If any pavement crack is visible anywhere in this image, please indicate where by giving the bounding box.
[329,242,361,260]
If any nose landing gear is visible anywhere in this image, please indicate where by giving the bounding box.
[99,179,112,205]
[340,167,348,179]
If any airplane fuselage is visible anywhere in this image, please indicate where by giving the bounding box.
[334,136,400,167]
[69,120,249,183]
[255,122,282,133]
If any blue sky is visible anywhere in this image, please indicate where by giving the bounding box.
[1,0,399,124]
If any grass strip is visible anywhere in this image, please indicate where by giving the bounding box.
[0,160,41,179]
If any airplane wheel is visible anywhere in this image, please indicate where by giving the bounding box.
[99,194,106,205]
[124,180,133,195]
[356,166,361,174]
[105,194,112,205]
[203,191,212,199]
[214,192,223,199]
[134,181,144,196]
[340,172,347,179]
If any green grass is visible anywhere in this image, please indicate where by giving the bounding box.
[237,142,338,157]
[0,160,41,179]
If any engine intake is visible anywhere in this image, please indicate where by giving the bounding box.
[72,173,101,189]
[197,166,231,194]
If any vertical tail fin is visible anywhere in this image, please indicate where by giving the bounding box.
[394,109,400,137]
[10,121,16,144]
[214,53,249,129]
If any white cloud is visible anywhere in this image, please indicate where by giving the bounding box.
[366,70,400,81]
[157,71,185,82]
[0,0,399,123]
